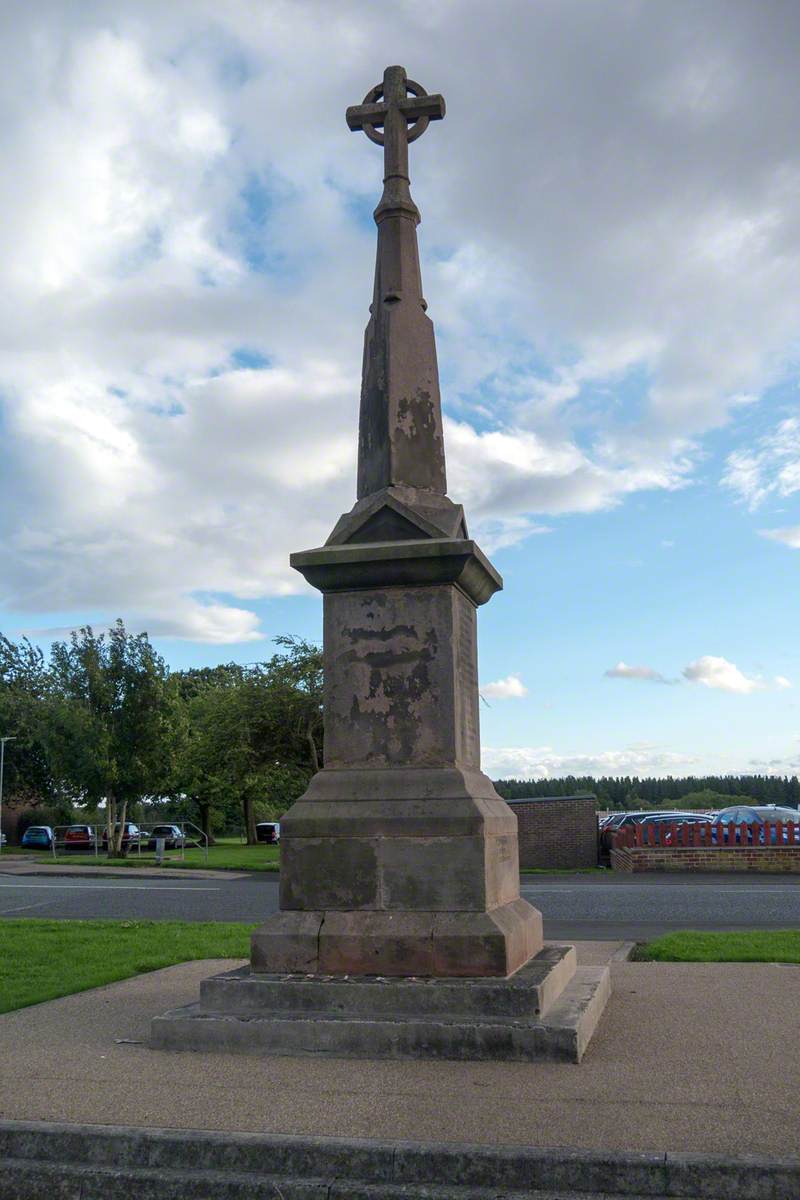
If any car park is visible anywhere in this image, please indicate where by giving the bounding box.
[146,824,185,850]
[20,825,54,849]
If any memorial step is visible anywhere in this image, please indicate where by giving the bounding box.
[201,943,577,1021]
[151,964,610,1064]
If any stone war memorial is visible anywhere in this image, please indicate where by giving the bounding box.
[153,66,610,1062]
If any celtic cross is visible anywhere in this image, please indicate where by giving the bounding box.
[346,66,445,217]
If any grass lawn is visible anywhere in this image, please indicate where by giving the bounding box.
[638,930,800,963]
[0,919,255,1014]
[21,837,280,872]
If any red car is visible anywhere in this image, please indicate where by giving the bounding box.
[101,822,141,850]
[64,825,97,852]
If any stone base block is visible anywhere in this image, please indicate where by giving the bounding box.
[151,947,610,1064]
[251,898,542,977]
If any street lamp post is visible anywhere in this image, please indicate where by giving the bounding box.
[0,737,16,853]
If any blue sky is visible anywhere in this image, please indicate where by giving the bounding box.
[0,1,799,778]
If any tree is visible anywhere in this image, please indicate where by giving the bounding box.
[0,635,60,814]
[45,621,173,857]
[174,637,323,844]
[268,635,324,774]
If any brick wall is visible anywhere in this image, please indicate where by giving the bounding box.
[611,845,800,873]
[507,794,598,869]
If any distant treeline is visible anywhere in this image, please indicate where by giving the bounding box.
[492,775,800,810]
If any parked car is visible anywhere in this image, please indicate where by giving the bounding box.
[256,822,281,844]
[599,811,705,854]
[711,805,800,845]
[146,824,185,850]
[637,812,714,844]
[63,824,97,852]
[21,825,54,849]
[101,822,141,850]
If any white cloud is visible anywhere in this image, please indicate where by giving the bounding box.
[2,3,800,638]
[682,655,765,694]
[775,676,793,690]
[482,743,697,780]
[722,418,800,509]
[760,526,800,549]
[481,675,528,700]
[605,661,671,684]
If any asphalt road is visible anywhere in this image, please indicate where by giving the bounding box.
[1,870,798,939]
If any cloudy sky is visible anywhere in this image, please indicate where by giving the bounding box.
[1,0,799,779]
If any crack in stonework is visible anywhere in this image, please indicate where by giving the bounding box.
[316,912,326,973]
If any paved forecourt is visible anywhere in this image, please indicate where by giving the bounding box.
[0,950,797,1159]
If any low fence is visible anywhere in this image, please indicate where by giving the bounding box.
[47,822,209,865]
[611,820,800,873]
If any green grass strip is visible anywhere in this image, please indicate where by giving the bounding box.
[0,919,255,1014]
[17,843,281,871]
[638,929,800,963]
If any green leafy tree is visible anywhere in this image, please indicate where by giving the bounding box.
[45,621,174,857]
[175,637,322,844]
[0,635,63,819]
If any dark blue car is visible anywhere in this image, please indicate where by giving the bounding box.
[20,825,54,848]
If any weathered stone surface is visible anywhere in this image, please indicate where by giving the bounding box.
[279,837,380,910]
[290,539,502,606]
[151,963,610,1064]
[318,910,437,976]
[7,1120,800,1198]
[320,585,479,770]
[249,900,542,979]
[326,486,467,545]
[431,901,543,977]
[250,911,322,974]
[201,946,576,1020]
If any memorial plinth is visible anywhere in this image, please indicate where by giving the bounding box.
[152,65,610,1061]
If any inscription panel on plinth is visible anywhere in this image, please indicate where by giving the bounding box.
[324,584,459,769]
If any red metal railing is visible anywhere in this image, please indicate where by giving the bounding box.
[613,821,799,850]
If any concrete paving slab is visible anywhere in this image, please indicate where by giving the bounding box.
[0,946,796,1158]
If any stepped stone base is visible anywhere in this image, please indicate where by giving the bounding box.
[151,945,611,1063]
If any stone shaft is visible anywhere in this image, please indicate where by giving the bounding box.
[356,68,446,500]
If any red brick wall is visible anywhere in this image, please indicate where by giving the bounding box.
[508,795,598,869]
[611,846,800,873]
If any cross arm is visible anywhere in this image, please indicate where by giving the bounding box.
[347,93,445,132]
